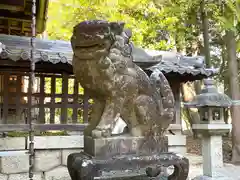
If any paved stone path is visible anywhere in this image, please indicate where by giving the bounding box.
[186,154,240,180]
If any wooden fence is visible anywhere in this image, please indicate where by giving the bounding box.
[0,71,89,132]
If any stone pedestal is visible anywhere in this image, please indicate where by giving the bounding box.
[202,136,223,177]
[84,135,168,157]
[67,135,189,180]
[167,124,187,155]
[192,123,231,178]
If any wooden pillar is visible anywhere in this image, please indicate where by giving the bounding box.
[61,73,68,124]
[170,81,181,125]
[72,78,79,123]
[39,75,45,123]
[3,72,10,124]
[167,80,186,155]
[50,76,56,124]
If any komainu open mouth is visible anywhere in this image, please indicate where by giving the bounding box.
[75,43,103,49]
[73,42,109,60]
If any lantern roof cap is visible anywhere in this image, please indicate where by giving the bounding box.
[184,78,232,108]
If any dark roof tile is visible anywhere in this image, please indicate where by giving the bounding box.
[0,34,217,78]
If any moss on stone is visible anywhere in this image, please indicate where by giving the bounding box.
[6,131,69,137]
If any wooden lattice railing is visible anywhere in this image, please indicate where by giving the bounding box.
[0,71,89,132]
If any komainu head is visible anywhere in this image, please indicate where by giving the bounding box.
[71,20,132,60]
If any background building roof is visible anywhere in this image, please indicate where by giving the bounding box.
[0,34,217,82]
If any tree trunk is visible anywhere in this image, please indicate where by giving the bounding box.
[221,47,230,124]
[225,29,240,163]
[181,83,200,137]
[200,0,211,68]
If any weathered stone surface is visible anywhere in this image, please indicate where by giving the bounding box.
[67,151,189,180]
[201,136,223,177]
[8,172,42,180]
[0,136,84,151]
[0,174,7,180]
[192,124,231,136]
[45,166,71,180]
[71,20,175,138]
[187,154,203,165]
[84,135,168,158]
[0,154,29,174]
[32,136,84,149]
[167,134,186,146]
[184,78,232,111]
[62,149,82,166]
[0,137,25,151]
[168,146,187,156]
[34,150,61,172]
[167,134,187,155]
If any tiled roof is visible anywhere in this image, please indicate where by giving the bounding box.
[132,47,218,77]
[0,34,217,78]
[0,34,72,64]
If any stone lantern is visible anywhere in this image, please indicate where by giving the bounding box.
[185,78,232,124]
[184,78,232,178]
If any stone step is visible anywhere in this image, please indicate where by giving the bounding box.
[0,150,28,157]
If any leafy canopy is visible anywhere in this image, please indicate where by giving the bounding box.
[46,0,186,50]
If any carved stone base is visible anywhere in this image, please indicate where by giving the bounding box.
[67,151,189,180]
[84,135,168,157]
[68,136,189,180]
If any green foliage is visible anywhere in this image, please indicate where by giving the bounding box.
[46,0,215,52]
[7,131,68,137]
[47,0,182,50]
[46,0,240,53]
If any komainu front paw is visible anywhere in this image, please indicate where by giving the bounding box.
[91,128,112,138]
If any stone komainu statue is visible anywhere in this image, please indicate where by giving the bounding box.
[71,20,175,138]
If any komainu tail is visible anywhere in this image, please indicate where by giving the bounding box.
[150,69,175,130]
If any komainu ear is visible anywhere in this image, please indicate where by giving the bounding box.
[109,22,125,35]
[124,29,132,39]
